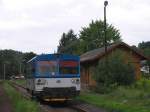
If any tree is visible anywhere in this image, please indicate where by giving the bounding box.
[138,41,150,49]
[79,20,121,53]
[57,20,122,55]
[93,50,135,87]
[23,52,36,62]
[0,50,36,79]
[57,29,78,54]
[22,52,36,75]
[0,50,23,79]
[57,33,67,53]
[138,41,150,73]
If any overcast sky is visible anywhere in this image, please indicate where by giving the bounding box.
[0,0,149,54]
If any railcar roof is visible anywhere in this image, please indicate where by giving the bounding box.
[27,54,79,63]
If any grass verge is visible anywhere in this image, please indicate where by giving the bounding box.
[14,79,26,86]
[3,82,40,112]
[77,79,150,112]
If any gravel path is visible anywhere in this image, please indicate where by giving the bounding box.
[0,83,13,112]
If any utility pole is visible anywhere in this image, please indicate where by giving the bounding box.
[3,61,10,80]
[104,1,108,53]
[19,63,22,74]
[4,63,5,80]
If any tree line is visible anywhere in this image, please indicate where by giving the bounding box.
[0,50,36,79]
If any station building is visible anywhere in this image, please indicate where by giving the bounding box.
[80,42,148,87]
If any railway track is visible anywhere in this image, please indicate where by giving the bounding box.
[9,81,107,112]
[9,81,88,112]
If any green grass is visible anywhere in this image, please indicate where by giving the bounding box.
[77,79,150,112]
[3,82,40,112]
[14,79,26,86]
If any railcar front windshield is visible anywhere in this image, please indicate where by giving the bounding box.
[37,61,57,76]
[59,60,79,74]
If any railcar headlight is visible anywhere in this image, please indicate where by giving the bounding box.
[76,78,80,84]
[71,78,80,84]
[36,79,46,85]
[71,78,76,83]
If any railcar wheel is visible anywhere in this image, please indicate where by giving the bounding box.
[26,88,29,92]
[31,91,36,100]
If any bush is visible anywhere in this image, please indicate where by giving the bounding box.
[93,50,136,89]
[94,83,118,94]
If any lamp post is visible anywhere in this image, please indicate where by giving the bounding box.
[104,1,108,53]
[104,1,108,82]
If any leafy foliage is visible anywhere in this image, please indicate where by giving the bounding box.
[138,41,150,73]
[138,41,150,49]
[57,29,78,54]
[0,50,36,79]
[79,20,121,53]
[22,52,36,63]
[57,20,122,55]
[93,50,135,88]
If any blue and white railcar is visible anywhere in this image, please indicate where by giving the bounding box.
[26,54,80,101]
